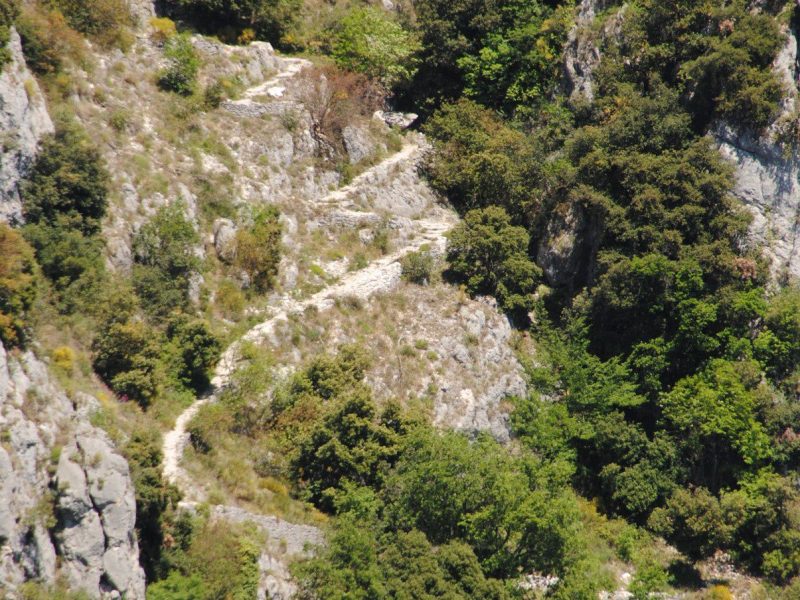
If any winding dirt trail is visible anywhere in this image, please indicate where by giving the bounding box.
[162,59,455,500]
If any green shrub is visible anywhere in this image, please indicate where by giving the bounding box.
[215,279,244,319]
[0,0,19,70]
[146,572,206,600]
[292,389,402,512]
[165,314,221,392]
[22,224,104,295]
[132,202,201,317]
[423,99,543,216]
[400,250,434,285]
[332,8,420,91]
[149,16,177,44]
[157,33,199,96]
[155,518,263,600]
[0,223,38,347]
[92,319,163,407]
[234,206,282,293]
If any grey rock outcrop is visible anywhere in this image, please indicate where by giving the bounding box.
[714,23,800,281]
[126,0,155,26]
[0,29,54,224]
[536,202,601,290]
[562,0,623,103]
[342,124,380,165]
[716,124,800,280]
[374,111,418,130]
[0,342,145,599]
[213,217,238,263]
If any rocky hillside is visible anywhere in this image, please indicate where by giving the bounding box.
[3,0,800,598]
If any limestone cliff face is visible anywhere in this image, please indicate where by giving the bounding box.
[0,342,145,599]
[0,28,53,225]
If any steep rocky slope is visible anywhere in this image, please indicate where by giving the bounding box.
[0,342,144,599]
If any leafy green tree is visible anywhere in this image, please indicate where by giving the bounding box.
[446,205,540,317]
[22,124,110,236]
[157,33,200,95]
[332,8,420,91]
[423,99,543,217]
[648,487,732,561]
[292,390,402,512]
[410,0,564,114]
[456,4,571,114]
[22,223,106,312]
[755,287,800,381]
[293,512,386,600]
[0,223,38,347]
[722,471,800,582]
[20,121,110,316]
[385,429,579,578]
[294,493,509,600]
[133,202,201,317]
[602,0,784,130]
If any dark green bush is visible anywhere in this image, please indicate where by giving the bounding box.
[165,314,221,392]
[92,319,163,407]
[22,124,109,236]
[446,206,540,317]
[173,0,300,46]
[400,249,434,285]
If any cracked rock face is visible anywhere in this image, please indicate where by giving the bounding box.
[0,28,54,225]
[0,342,145,599]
